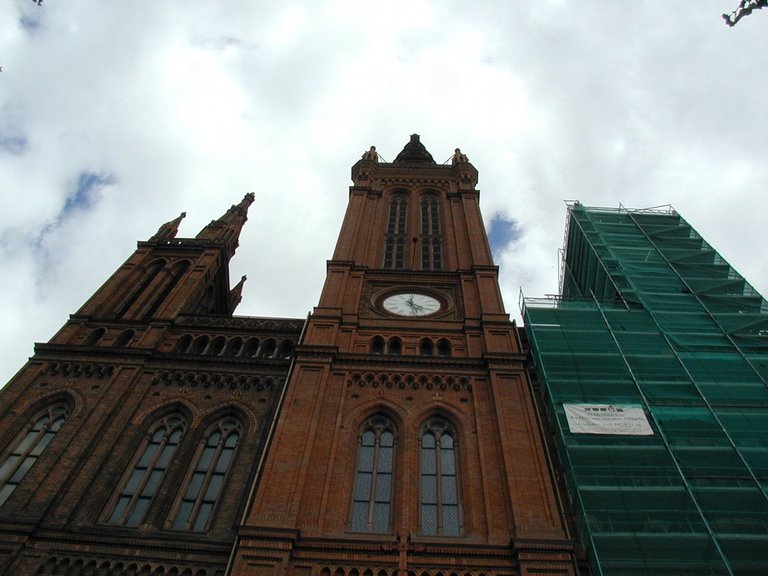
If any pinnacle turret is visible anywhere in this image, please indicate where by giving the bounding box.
[151,211,186,240]
[196,193,255,255]
[229,274,247,313]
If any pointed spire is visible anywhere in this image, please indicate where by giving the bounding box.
[196,193,255,255]
[151,211,186,240]
[229,274,247,313]
[393,134,435,164]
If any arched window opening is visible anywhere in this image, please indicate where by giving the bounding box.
[207,336,226,356]
[260,339,276,358]
[278,340,294,359]
[225,337,243,357]
[419,339,434,356]
[350,415,395,533]
[0,403,70,508]
[175,335,193,354]
[117,259,165,319]
[437,339,451,357]
[383,193,408,269]
[387,337,402,356]
[243,338,260,358]
[107,413,186,527]
[192,336,209,355]
[371,337,385,355]
[420,418,461,536]
[85,328,106,346]
[114,329,135,348]
[143,261,190,319]
[420,194,442,271]
[171,417,241,531]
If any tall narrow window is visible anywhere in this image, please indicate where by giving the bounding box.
[0,403,69,507]
[383,193,408,269]
[117,259,165,318]
[171,417,241,531]
[420,194,442,270]
[350,416,395,533]
[143,260,190,319]
[420,418,461,536]
[108,413,186,527]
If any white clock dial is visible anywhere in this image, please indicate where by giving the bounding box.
[382,293,441,317]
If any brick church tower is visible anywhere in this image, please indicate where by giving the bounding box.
[228,137,577,576]
[0,136,578,576]
[0,195,303,575]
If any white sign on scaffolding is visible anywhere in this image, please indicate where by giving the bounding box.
[564,404,653,436]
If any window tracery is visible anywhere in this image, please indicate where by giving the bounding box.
[107,413,186,527]
[350,415,396,533]
[0,403,70,507]
[170,417,241,531]
[420,194,442,271]
[383,193,408,269]
[420,418,461,536]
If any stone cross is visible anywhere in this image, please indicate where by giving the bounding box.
[383,530,424,576]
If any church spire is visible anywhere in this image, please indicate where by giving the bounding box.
[196,193,255,255]
[393,134,435,164]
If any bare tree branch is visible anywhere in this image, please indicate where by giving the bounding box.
[723,0,768,26]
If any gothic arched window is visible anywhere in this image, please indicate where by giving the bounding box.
[371,337,385,355]
[437,339,452,357]
[419,338,434,356]
[171,417,241,531]
[383,193,408,269]
[420,418,461,536]
[0,403,70,507]
[350,415,396,533]
[114,329,135,348]
[117,259,165,318]
[388,337,402,356]
[143,260,191,319]
[420,194,442,271]
[107,413,186,526]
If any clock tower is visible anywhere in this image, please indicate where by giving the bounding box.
[228,136,577,576]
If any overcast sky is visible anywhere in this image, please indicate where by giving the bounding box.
[1,1,767,386]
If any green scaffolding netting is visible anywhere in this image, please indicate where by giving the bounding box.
[524,206,768,576]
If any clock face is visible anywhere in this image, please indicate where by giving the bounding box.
[382,292,441,317]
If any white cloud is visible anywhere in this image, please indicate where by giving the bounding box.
[0,0,767,386]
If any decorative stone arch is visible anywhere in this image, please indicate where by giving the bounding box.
[418,338,434,356]
[114,328,135,348]
[277,339,294,359]
[207,335,226,356]
[387,337,402,355]
[259,338,277,358]
[191,335,209,355]
[85,327,106,346]
[200,402,257,435]
[371,336,385,354]
[175,334,193,353]
[242,337,260,357]
[224,336,243,357]
[132,398,198,431]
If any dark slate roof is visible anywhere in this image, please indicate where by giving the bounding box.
[393,134,436,164]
